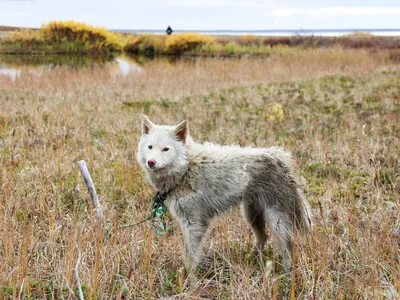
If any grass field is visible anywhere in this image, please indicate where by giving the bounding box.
[0,48,399,298]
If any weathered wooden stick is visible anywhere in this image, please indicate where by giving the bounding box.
[77,160,104,220]
[74,250,85,300]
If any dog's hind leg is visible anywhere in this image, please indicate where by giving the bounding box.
[243,201,268,251]
[265,211,293,272]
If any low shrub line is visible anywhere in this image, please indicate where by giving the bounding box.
[2,21,400,57]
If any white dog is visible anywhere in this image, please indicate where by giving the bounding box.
[137,116,312,271]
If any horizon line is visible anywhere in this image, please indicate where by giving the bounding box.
[112,28,400,32]
[1,25,400,32]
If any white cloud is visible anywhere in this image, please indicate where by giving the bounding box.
[269,7,400,17]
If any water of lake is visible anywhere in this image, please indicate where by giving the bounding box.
[0,54,178,80]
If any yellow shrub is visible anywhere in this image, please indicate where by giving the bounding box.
[267,103,284,121]
[165,33,215,54]
[40,20,122,51]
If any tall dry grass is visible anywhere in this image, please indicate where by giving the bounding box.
[0,48,399,298]
[2,29,44,53]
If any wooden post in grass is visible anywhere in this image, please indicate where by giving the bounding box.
[75,160,107,300]
[74,250,85,300]
[77,160,104,220]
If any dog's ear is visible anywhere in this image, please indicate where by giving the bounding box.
[175,120,188,142]
[142,115,154,134]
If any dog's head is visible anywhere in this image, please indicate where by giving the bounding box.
[137,116,189,174]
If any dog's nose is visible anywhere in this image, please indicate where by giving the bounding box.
[147,160,156,167]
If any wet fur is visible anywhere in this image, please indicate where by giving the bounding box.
[137,116,312,272]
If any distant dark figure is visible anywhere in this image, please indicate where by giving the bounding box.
[166,26,173,35]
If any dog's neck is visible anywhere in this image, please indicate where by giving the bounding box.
[146,167,188,193]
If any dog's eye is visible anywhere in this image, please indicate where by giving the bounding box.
[162,147,169,152]
[148,145,152,149]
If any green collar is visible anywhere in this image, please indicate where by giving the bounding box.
[151,191,168,235]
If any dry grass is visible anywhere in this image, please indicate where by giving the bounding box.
[0,48,399,298]
[2,29,44,53]
[4,29,43,43]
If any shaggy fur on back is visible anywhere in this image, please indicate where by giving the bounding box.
[137,116,312,272]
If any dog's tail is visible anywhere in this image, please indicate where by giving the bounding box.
[265,146,313,232]
[296,198,313,232]
[294,176,313,232]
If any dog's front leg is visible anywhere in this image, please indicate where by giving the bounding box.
[179,218,208,271]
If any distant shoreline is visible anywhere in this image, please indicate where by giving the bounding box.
[112,28,400,36]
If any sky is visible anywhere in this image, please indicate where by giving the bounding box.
[1,0,400,30]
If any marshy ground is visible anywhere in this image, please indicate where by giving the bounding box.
[0,49,399,298]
